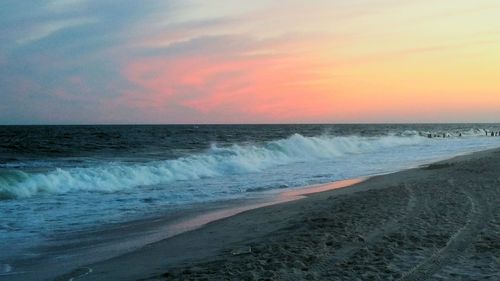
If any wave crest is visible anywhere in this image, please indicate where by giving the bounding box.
[0,134,425,199]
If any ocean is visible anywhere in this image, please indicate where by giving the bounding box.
[1,124,500,278]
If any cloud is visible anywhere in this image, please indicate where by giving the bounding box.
[16,17,97,45]
[0,0,169,124]
[45,0,88,13]
[121,31,339,123]
[1,0,499,124]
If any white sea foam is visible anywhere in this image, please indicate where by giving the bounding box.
[0,134,425,199]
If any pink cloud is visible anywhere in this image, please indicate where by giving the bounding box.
[122,48,340,122]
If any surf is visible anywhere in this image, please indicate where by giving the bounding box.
[0,133,426,199]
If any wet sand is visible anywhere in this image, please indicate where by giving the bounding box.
[71,149,499,280]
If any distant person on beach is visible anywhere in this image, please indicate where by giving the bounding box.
[491,132,495,137]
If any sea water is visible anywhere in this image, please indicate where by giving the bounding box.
[1,124,500,277]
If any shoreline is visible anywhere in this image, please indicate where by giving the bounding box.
[67,147,500,280]
[3,147,500,281]
[1,177,366,281]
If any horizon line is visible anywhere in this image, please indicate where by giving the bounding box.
[1,122,500,126]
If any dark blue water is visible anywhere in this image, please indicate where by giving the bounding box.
[1,124,498,168]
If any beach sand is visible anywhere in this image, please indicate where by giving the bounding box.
[72,149,500,281]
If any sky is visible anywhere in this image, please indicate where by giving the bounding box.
[0,0,499,124]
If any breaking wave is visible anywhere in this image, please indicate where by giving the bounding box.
[0,133,427,199]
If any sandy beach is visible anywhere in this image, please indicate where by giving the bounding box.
[62,148,500,281]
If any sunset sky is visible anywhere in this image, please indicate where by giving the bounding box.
[1,0,499,124]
